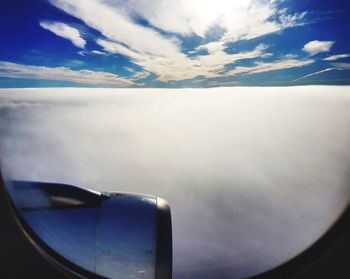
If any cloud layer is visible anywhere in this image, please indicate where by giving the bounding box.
[1,87,350,278]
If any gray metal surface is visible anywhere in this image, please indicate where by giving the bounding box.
[96,194,157,279]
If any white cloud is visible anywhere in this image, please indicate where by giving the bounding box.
[0,61,133,86]
[49,0,308,82]
[49,0,182,59]
[113,0,306,39]
[220,4,307,43]
[323,54,350,61]
[112,0,192,35]
[91,50,105,55]
[226,59,314,76]
[294,68,336,82]
[39,21,86,49]
[303,40,335,56]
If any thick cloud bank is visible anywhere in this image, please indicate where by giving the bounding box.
[1,87,350,278]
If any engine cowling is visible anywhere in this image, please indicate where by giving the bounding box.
[5,180,172,279]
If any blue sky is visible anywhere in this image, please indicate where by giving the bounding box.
[1,0,350,87]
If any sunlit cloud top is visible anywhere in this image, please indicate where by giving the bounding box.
[1,0,350,87]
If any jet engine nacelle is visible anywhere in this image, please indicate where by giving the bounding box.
[5,180,172,279]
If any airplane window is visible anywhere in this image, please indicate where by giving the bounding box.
[0,0,350,279]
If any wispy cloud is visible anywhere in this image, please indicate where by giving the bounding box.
[49,0,182,59]
[294,68,336,82]
[220,5,307,43]
[78,50,106,56]
[48,0,309,82]
[39,21,86,49]
[98,39,269,82]
[0,61,133,86]
[293,62,350,82]
[91,50,106,55]
[303,40,335,56]
[323,54,350,61]
[225,59,314,76]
